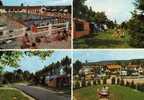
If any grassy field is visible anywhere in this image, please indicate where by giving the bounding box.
[0,88,30,100]
[74,29,132,48]
[74,85,144,100]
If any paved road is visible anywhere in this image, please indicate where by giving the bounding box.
[14,85,70,100]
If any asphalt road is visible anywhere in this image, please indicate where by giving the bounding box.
[14,85,70,100]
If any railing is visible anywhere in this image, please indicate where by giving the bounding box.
[36,22,69,35]
[0,27,26,41]
[0,22,69,42]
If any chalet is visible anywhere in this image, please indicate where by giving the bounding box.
[127,64,140,76]
[106,64,122,75]
[79,67,95,81]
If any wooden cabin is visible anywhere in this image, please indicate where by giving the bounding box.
[45,75,70,89]
[73,18,90,39]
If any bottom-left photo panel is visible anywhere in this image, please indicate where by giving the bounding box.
[0,50,71,100]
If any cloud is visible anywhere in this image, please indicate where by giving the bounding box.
[85,0,135,23]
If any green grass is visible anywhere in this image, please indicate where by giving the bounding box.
[0,88,30,100]
[74,85,144,100]
[74,29,132,48]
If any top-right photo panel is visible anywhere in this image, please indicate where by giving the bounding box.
[73,0,144,49]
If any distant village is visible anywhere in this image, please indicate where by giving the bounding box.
[74,59,144,89]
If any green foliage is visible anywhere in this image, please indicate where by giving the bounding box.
[128,0,144,47]
[120,79,125,86]
[126,81,130,87]
[0,51,53,73]
[0,89,29,100]
[130,81,136,89]
[117,78,120,85]
[73,0,112,26]
[73,60,82,75]
[111,77,116,84]
[103,78,107,84]
[74,85,144,100]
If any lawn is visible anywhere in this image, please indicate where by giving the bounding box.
[73,85,144,100]
[0,88,30,100]
[74,29,132,48]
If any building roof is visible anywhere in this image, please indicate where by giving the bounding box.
[106,64,121,69]
[127,64,139,68]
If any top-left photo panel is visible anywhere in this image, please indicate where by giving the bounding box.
[0,0,72,49]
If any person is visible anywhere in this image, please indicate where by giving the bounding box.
[21,33,31,48]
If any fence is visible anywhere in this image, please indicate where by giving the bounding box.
[0,27,26,41]
[0,22,69,42]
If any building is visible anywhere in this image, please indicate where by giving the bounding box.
[127,64,140,76]
[45,75,70,89]
[74,18,90,38]
[79,67,95,81]
[106,64,122,75]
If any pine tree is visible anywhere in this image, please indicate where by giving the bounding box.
[128,0,144,47]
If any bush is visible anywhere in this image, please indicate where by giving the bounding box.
[111,77,116,84]
[137,83,144,92]
[97,79,101,85]
[117,78,120,85]
[126,81,130,87]
[75,81,80,89]
[82,80,86,87]
[120,79,124,86]
[87,81,91,86]
[93,80,97,85]
[130,81,136,89]
[103,78,107,84]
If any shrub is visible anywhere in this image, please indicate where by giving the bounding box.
[117,78,120,85]
[130,81,136,89]
[97,79,101,85]
[93,80,97,85]
[126,81,130,87]
[75,81,80,89]
[120,79,124,86]
[103,78,107,84]
[87,81,91,86]
[82,80,86,87]
[111,77,116,84]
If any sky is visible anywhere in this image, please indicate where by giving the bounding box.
[85,0,136,24]
[73,50,144,63]
[2,0,72,6]
[4,51,72,73]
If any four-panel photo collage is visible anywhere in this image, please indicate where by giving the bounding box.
[0,0,144,100]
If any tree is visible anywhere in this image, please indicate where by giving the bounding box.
[128,0,144,47]
[73,0,87,18]
[3,72,14,83]
[73,60,82,75]
[61,56,71,74]
[23,71,31,81]
[111,77,116,84]
[21,3,24,7]
[0,0,3,6]
[0,51,53,74]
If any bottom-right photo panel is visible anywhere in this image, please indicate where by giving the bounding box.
[73,50,144,100]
